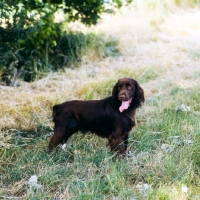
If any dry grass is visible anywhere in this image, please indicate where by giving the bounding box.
[0,1,200,199]
[1,3,199,130]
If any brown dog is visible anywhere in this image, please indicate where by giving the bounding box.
[49,78,144,154]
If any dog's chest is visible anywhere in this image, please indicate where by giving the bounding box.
[118,114,135,132]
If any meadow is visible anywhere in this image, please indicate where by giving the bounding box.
[0,0,200,199]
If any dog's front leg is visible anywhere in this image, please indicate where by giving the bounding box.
[123,134,128,151]
[108,131,126,154]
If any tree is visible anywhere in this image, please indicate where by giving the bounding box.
[0,0,133,83]
[1,0,132,27]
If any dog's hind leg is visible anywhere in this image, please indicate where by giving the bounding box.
[49,118,83,151]
[49,124,67,151]
[63,119,82,143]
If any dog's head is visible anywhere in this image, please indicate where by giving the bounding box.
[112,78,145,112]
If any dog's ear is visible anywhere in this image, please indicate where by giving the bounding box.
[112,81,119,99]
[133,81,145,108]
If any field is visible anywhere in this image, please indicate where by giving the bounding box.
[0,1,200,199]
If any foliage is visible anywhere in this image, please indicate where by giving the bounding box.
[0,1,200,198]
[0,0,131,84]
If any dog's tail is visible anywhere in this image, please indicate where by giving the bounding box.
[52,105,60,122]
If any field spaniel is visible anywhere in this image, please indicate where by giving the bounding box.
[49,78,144,154]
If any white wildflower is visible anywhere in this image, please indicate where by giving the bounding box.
[175,104,190,112]
[161,143,174,153]
[181,184,188,193]
[168,136,180,140]
[127,150,133,157]
[62,143,67,150]
[28,175,42,190]
[183,140,193,145]
[161,143,169,150]
[136,183,152,194]
[143,183,150,190]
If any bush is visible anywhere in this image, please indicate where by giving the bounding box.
[0,27,119,84]
[0,0,125,85]
[0,24,119,83]
[0,2,119,84]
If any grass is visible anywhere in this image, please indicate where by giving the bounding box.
[1,1,200,199]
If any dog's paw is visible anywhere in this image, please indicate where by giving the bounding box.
[61,143,67,150]
[127,150,133,157]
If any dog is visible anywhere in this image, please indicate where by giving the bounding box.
[49,78,144,154]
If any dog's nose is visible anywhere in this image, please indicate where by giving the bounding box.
[119,94,126,100]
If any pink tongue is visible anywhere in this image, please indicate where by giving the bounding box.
[119,99,132,112]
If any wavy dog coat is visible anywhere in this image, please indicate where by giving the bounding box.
[49,78,144,154]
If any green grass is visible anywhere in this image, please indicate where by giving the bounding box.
[0,84,200,199]
[1,2,200,198]
[75,66,165,100]
[117,66,164,84]
[57,31,120,66]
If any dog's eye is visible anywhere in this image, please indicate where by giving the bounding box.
[118,84,122,88]
[127,86,132,90]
